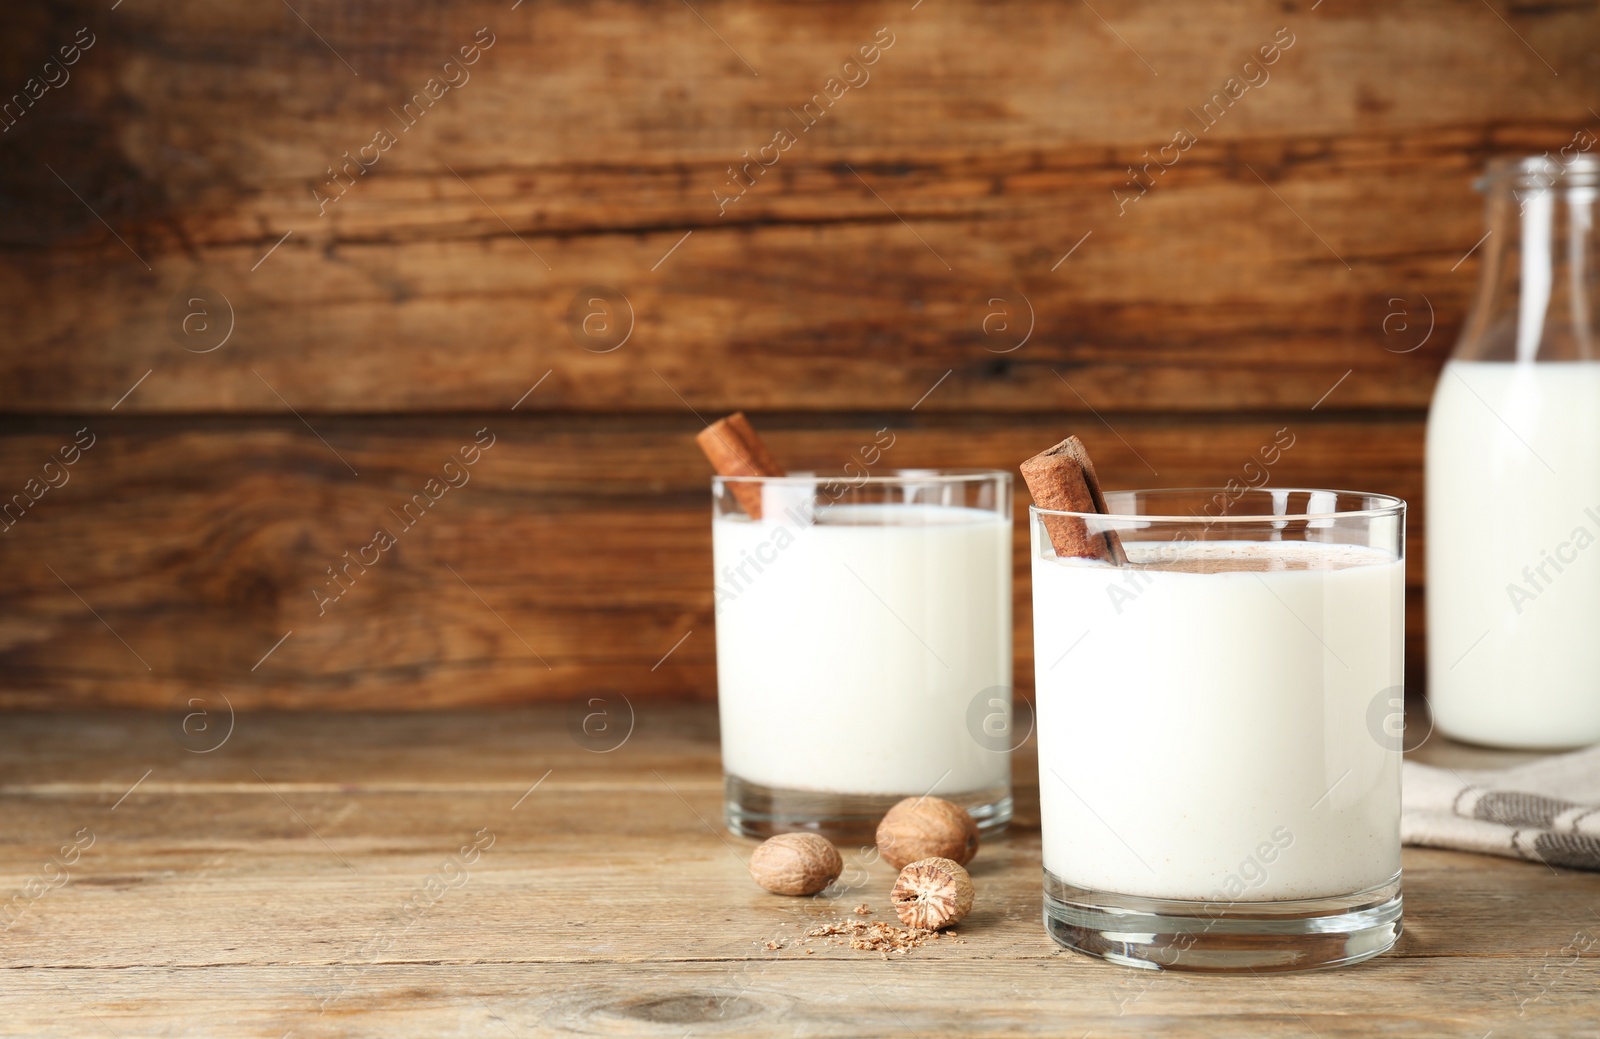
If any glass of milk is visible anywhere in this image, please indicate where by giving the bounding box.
[1428,154,1600,748]
[713,469,1013,840]
[1032,488,1406,972]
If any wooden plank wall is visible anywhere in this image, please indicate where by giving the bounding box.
[1,0,1596,708]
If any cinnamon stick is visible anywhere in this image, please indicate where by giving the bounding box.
[696,412,785,519]
[1019,436,1126,564]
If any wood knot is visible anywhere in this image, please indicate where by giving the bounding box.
[617,993,760,1025]
[547,985,792,1034]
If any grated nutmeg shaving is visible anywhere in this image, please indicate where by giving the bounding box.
[798,918,963,956]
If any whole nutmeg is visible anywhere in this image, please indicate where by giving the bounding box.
[875,796,979,870]
[748,833,842,896]
[891,856,975,930]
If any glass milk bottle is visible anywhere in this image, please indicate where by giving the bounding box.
[1427,153,1600,748]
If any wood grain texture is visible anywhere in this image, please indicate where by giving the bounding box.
[1,0,1595,411]
[0,707,1594,1037]
[5,0,1592,708]
[0,413,1426,708]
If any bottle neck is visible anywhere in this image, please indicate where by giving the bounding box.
[1457,166,1600,363]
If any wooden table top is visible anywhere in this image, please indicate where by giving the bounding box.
[0,705,1595,1037]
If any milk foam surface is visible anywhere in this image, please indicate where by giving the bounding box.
[715,503,1011,796]
[1033,538,1403,901]
[1427,360,1600,747]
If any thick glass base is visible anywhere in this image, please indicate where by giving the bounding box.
[1043,870,1402,973]
[725,774,1012,842]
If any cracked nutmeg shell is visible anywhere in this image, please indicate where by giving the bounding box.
[890,857,975,930]
[748,833,843,896]
[875,795,979,870]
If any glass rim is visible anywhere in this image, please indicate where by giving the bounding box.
[1478,153,1600,190]
[713,467,1012,486]
[1029,487,1406,523]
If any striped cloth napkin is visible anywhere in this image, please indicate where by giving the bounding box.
[1403,746,1600,870]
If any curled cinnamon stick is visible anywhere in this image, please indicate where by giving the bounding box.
[1020,436,1126,564]
[696,412,785,519]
